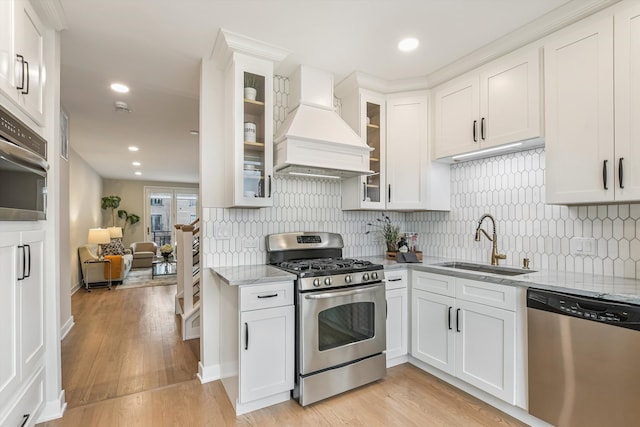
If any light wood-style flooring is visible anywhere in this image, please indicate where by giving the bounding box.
[40,282,527,426]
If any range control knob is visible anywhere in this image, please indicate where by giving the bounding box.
[313,278,321,287]
[372,272,379,280]
[363,273,370,281]
[324,277,332,286]
[345,275,352,284]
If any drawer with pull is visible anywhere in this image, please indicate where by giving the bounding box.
[240,281,294,311]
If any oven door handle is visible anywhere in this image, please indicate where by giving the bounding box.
[304,283,383,300]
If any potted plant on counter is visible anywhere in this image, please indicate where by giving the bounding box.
[366,214,401,257]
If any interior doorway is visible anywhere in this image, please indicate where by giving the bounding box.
[144,186,198,247]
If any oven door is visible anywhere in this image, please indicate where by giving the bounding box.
[0,138,48,220]
[299,281,386,375]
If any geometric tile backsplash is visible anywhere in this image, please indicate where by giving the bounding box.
[203,75,640,279]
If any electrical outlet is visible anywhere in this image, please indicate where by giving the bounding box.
[214,224,231,240]
[570,237,596,256]
[243,238,258,249]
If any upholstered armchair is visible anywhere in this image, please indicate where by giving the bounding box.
[130,241,158,268]
[78,244,133,285]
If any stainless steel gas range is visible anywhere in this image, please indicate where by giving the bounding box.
[267,232,387,406]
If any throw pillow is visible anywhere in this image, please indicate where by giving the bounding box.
[103,238,125,256]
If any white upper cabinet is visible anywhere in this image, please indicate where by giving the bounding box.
[387,92,450,211]
[338,84,449,212]
[210,30,288,208]
[340,89,387,210]
[230,55,274,208]
[614,2,640,202]
[0,0,15,97]
[546,3,640,205]
[0,0,45,126]
[545,13,616,204]
[15,0,44,125]
[434,76,480,159]
[434,47,542,160]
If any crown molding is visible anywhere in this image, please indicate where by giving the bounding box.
[335,71,429,96]
[210,28,289,69]
[426,0,621,87]
[31,0,68,31]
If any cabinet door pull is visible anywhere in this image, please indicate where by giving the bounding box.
[603,160,608,190]
[386,300,388,320]
[456,308,461,332]
[362,182,366,202]
[387,278,401,282]
[473,120,477,142]
[619,157,624,189]
[21,414,30,427]
[480,118,486,140]
[388,184,391,203]
[22,60,30,95]
[448,306,452,330]
[16,54,25,91]
[25,244,31,278]
[18,245,26,281]
[257,293,278,299]
[244,322,249,350]
[268,175,272,198]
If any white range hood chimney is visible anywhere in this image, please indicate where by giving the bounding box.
[274,66,372,179]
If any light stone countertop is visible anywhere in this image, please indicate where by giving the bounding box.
[211,264,296,286]
[211,255,640,305]
[363,255,640,305]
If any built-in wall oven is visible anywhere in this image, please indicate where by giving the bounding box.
[268,232,387,406]
[0,104,48,220]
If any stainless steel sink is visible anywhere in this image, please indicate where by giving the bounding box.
[433,261,535,276]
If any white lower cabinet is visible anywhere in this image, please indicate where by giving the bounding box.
[385,269,408,366]
[0,230,45,426]
[411,271,518,405]
[219,279,294,415]
[240,305,294,404]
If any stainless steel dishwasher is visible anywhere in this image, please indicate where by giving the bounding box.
[527,288,640,426]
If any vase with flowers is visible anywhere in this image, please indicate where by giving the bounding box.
[159,243,173,262]
[366,214,401,254]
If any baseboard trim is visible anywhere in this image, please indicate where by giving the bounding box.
[37,389,67,423]
[197,362,221,384]
[60,316,74,340]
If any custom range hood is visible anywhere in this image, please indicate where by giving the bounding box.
[274,66,372,179]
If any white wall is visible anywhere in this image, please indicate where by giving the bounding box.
[69,148,103,291]
[102,179,198,247]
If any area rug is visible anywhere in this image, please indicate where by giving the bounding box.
[116,268,177,290]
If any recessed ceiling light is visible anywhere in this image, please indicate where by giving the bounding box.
[132,161,141,166]
[398,37,419,52]
[134,171,142,176]
[128,146,139,152]
[111,83,129,93]
[189,130,199,135]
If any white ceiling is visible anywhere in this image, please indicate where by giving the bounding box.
[59,0,576,184]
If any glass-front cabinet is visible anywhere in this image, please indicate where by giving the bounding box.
[339,89,386,210]
[231,55,274,207]
[364,101,383,206]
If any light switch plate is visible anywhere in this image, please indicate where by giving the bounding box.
[214,224,231,240]
[570,237,596,256]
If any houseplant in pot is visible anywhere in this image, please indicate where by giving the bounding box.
[244,73,258,101]
[366,214,400,257]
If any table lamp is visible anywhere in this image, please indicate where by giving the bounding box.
[107,226,123,239]
[88,228,111,259]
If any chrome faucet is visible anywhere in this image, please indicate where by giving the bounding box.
[474,213,506,266]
